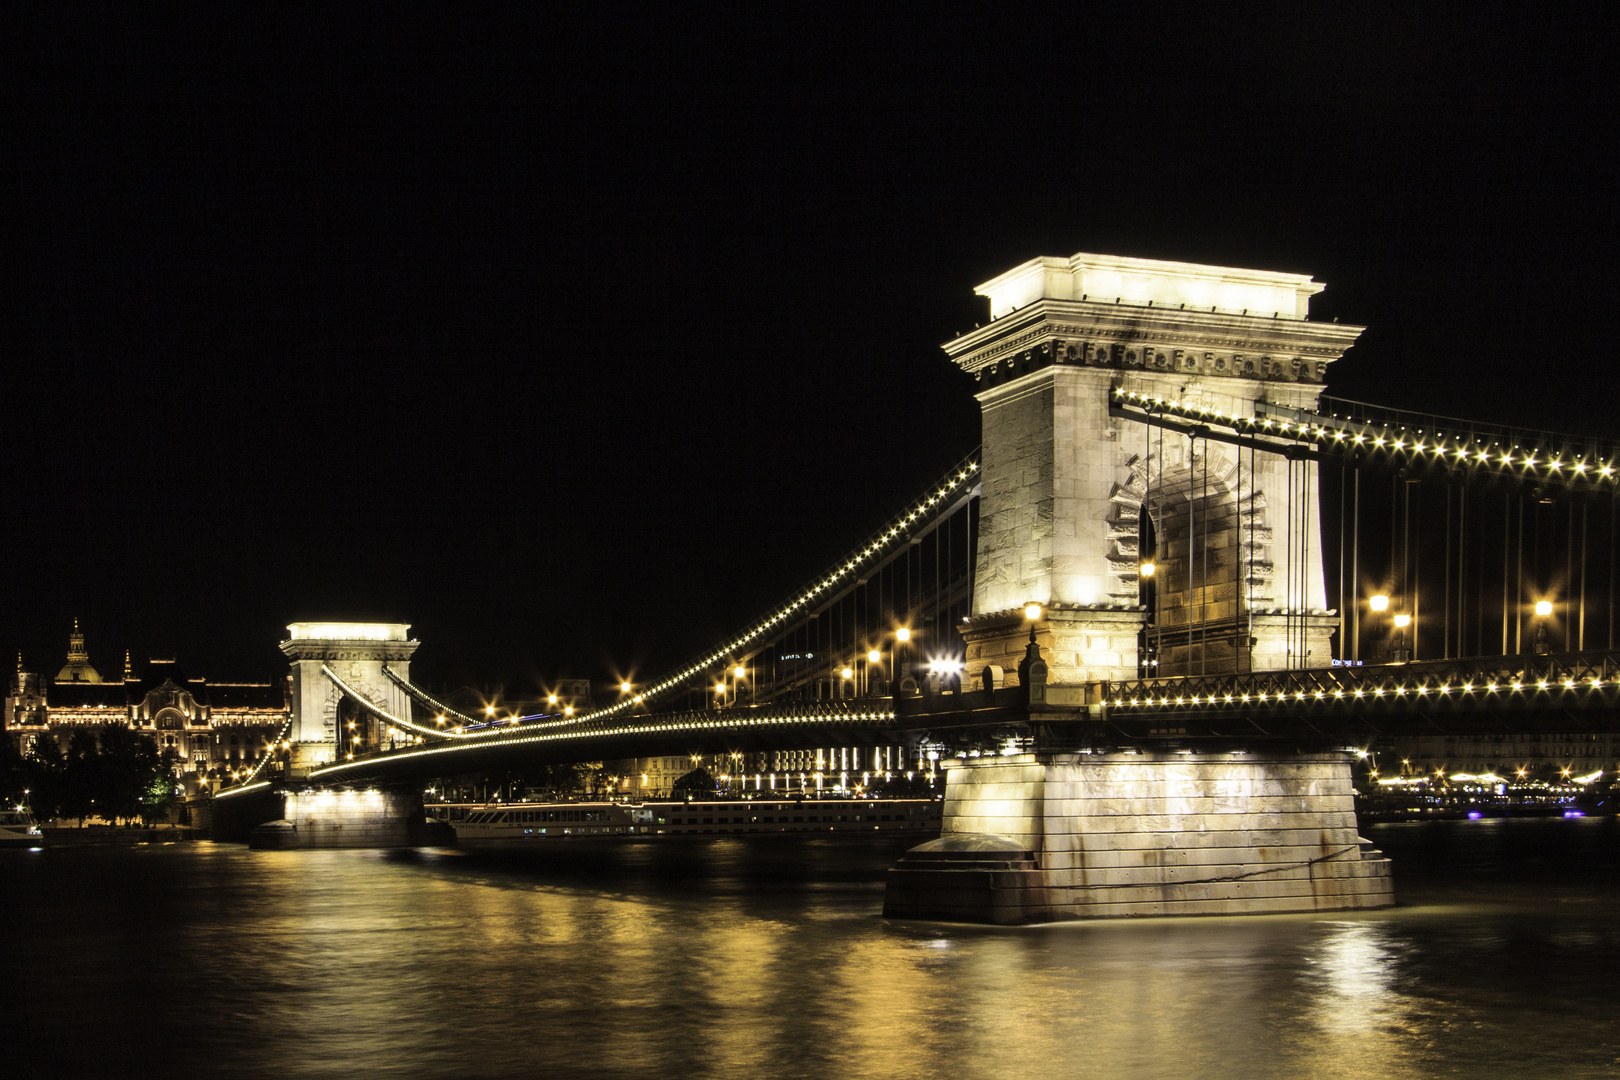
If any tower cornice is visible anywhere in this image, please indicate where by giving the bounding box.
[279,639,421,663]
[944,299,1364,390]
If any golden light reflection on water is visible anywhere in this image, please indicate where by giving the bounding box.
[7,824,1620,1079]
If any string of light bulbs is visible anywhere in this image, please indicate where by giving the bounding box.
[547,451,982,729]
[1111,674,1616,710]
[380,665,479,728]
[307,703,900,780]
[1112,388,1618,486]
[227,711,295,789]
[321,664,472,740]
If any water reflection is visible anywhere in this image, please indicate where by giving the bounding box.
[3,822,1620,1079]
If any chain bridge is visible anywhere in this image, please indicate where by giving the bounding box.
[216,251,1620,924]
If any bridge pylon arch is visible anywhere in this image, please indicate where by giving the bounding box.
[945,252,1364,696]
[278,622,420,775]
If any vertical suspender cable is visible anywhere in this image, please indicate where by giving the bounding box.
[1411,482,1421,661]
[1502,492,1511,656]
[1459,486,1468,657]
[1291,455,1299,666]
[1578,501,1588,652]
[1301,455,1307,665]
[1566,501,1575,651]
[1248,437,1255,673]
[1351,463,1360,663]
[1157,413,1164,673]
[1188,434,1196,676]
[1391,475,1399,624]
[1402,479,1411,644]
[1202,432,1209,676]
[1610,493,1616,650]
[1292,454,1300,666]
[1515,495,1525,654]
[1444,485,1452,659]
[1238,434,1245,671]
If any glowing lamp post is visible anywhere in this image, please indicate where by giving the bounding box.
[1392,612,1412,663]
[1533,599,1553,655]
[895,626,912,694]
[1368,595,1407,662]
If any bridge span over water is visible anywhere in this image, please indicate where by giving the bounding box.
[218,251,1620,924]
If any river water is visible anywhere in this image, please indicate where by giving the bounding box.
[4,818,1620,1079]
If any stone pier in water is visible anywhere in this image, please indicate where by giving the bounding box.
[884,750,1392,923]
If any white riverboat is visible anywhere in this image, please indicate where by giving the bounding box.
[432,797,940,847]
[0,809,45,848]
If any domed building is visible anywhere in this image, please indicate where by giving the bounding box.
[3,622,289,785]
[54,619,102,684]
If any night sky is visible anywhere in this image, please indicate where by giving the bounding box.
[4,6,1616,693]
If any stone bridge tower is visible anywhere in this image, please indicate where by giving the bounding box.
[883,254,1392,924]
[280,622,418,775]
[942,253,1365,698]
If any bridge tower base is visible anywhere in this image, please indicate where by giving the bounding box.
[217,787,431,849]
[884,750,1392,924]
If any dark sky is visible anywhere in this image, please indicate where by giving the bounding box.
[4,5,1616,691]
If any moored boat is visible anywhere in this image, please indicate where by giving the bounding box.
[432,797,940,846]
[0,809,45,848]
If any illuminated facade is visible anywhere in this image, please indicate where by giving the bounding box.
[3,626,289,783]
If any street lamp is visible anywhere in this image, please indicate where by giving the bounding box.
[895,626,912,693]
[1392,612,1412,663]
[1533,599,1553,654]
[1370,594,1390,613]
